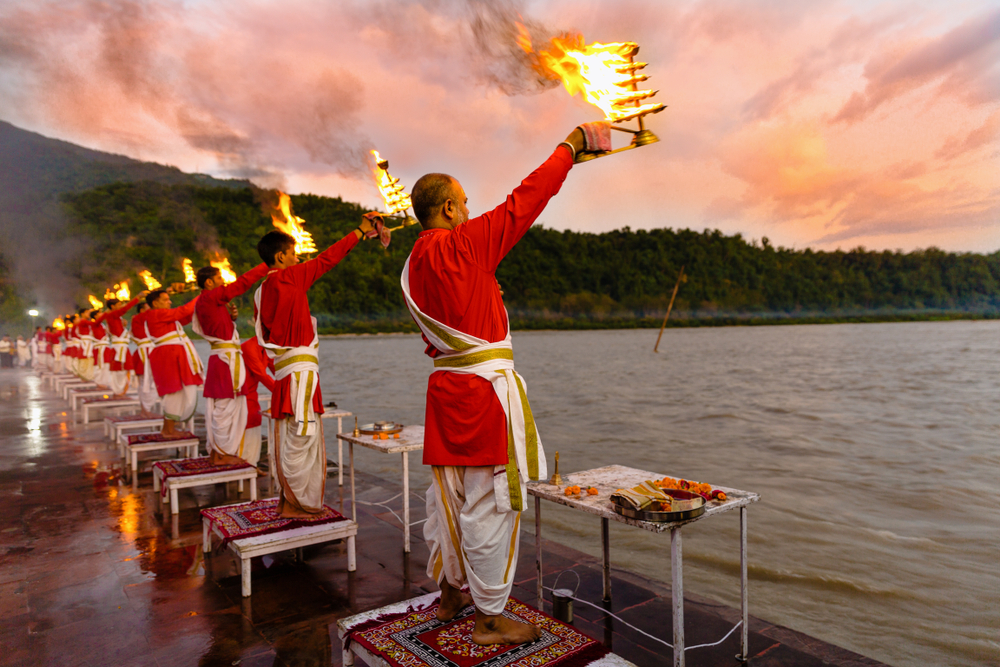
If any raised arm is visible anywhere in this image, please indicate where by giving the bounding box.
[146,296,199,326]
[288,232,361,290]
[459,144,574,273]
[219,263,269,302]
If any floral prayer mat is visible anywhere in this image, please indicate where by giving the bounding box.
[153,457,254,496]
[83,396,135,404]
[201,498,348,547]
[346,597,610,667]
[127,431,196,445]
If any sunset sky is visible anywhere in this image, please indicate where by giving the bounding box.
[1,0,997,253]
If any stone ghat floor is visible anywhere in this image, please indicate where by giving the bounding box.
[0,370,889,667]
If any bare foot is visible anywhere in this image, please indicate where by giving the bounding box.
[160,418,177,438]
[437,580,473,622]
[472,610,541,646]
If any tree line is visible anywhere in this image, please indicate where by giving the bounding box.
[50,181,1000,334]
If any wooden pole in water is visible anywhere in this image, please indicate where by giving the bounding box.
[653,266,685,353]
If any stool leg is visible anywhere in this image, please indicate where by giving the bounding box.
[343,646,355,666]
[170,487,179,515]
[238,479,244,494]
[347,535,356,572]
[250,478,257,501]
[202,520,211,553]
[241,557,251,597]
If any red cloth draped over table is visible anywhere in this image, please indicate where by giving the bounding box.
[200,498,347,547]
[406,147,572,466]
[152,457,254,496]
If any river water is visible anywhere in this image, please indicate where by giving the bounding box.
[205,320,999,666]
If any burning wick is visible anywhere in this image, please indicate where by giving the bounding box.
[210,254,237,285]
[517,24,665,161]
[52,317,66,331]
[104,282,130,301]
[370,150,417,232]
[271,191,317,255]
[182,258,196,284]
[87,295,103,310]
[139,270,162,291]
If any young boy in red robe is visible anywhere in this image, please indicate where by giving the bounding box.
[145,289,203,436]
[193,262,269,466]
[130,302,159,417]
[94,295,144,396]
[253,216,375,518]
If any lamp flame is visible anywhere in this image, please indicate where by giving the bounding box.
[139,270,162,291]
[87,295,103,310]
[210,255,237,284]
[371,150,412,215]
[115,282,130,300]
[104,287,115,301]
[182,258,196,283]
[517,26,664,123]
[271,192,317,255]
[52,317,65,331]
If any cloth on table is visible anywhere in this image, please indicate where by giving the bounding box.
[152,457,253,496]
[200,497,347,548]
[610,480,671,510]
[127,430,196,445]
[344,595,610,667]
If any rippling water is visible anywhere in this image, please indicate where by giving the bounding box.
[205,320,1000,666]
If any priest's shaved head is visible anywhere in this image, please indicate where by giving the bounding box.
[412,174,457,228]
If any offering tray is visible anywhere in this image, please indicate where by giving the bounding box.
[357,421,403,436]
[611,488,705,523]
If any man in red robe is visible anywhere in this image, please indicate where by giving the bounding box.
[73,309,97,381]
[94,295,143,396]
[253,217,375,518]
[193,262,269,465]
[130,302,159,417]
[146,289,203,436]
[403,127,593,645]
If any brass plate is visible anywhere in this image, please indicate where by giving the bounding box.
[358,421,404,436]
[611,489,706,523]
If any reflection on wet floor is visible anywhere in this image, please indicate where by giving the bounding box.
[0,369,884,666]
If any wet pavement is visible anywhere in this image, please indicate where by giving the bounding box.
[0,369,888,666]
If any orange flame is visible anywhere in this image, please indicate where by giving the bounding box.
[104,282,130,301]
[103,287,115,300]
[210,254,237,284]
[52,318,65,331]
[182,258,196,283]
[517,27,664,123]
[87,295,103,310]
[139,270,161,291]
[371,150,412,214]
[271,192,317,255]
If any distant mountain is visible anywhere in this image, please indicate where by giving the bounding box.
[0,119,250,314]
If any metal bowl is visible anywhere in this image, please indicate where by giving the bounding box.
[358,421,404,435]
[611,489,706,523]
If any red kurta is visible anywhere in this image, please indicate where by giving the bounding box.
[407,146,573,466]
[95,298,140,371]
[146,298,202,395]
[256,233,359,419]
[131,309,150,376]
[242,336,275,429]
[197,263,269,400]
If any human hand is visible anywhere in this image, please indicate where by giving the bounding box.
[358,215,377,237]
[227,302,238,320]
[564,127,585,156]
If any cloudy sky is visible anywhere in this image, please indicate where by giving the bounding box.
[1,0,997,253]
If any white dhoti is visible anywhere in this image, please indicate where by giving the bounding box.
[135,342,157,412]
[272,411,325,512]
[77,356,95,381]
[161,385,198,423]
[106,370,131,395]
[239,425,262,466]
[93,346,111,387]
[205,396,250,458]
[425,466,521,616]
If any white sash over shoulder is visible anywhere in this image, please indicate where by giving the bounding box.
[254,280,321,437]
[192,311,246,394]
[401,255,546,513]
[151,321,204,378]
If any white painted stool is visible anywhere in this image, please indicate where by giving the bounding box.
[153,458,258,515]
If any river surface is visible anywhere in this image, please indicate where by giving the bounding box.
[198,320,1000,666]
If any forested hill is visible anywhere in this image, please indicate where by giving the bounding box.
[58,181,1000,334]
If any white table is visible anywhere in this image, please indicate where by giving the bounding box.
[202,501,358,597]
[320,410,352,485]
[336,425,424,553]
[336,591,637,667]
[82,397,140,424]
[53,375,85,394]
[62,381,97,400]
[105,414,163,441]
[70,388,131,413]
[124,434,200,488]
[528,465,759,667]
[153,458,258,514]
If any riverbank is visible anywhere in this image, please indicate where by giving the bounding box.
[0,369,891,666]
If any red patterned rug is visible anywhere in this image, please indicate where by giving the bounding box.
[127,431,197,445]
[346,597,610,667]
[201,498,348,547]
[153,457,254,496]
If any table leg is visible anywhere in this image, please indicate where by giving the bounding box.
[202,520,211,553]
[337,416,344,487]
[740,505,748,662]
[83,407,89,425]
[250,477,257,502]
[241,557,251,597]
[131,450,138,489]
[671,527,684,667]
[343,646,355,666]
[402,451,410,553]
[350,442,356,522]
[602,517,612,602]
[535,497,543,610]
[170,487,179,515]
[347,535,357,572]
[238,479,244,494]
